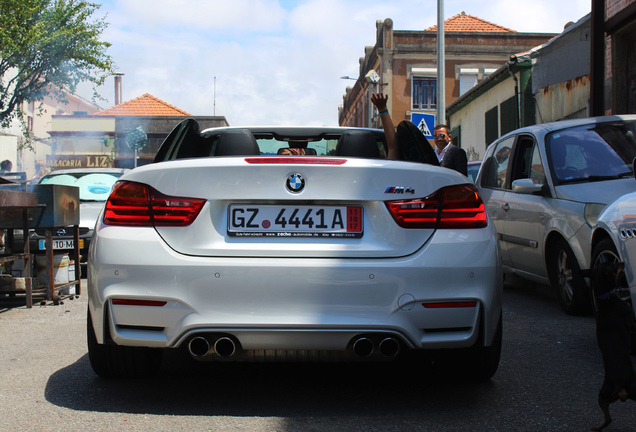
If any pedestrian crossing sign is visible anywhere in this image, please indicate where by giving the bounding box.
[410,113,436,139]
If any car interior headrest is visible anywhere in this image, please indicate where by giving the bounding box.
[335,130,381,159]
[214,129,261,156]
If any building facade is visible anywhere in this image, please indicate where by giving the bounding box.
[447,14,592,160]
[339,12,557,147]
[0,91,100,179]
[448,0,636,160]
[48,93,229,169]
[591,0,636,115]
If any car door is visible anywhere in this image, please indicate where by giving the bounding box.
[499,135,550,278]
[479,136,515,268]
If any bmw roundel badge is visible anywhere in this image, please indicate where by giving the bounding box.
[286,173,305,193]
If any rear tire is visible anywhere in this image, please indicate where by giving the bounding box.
[590,238,636,351]
[550,238,591,315]
[87,308,163,378]
[430,312,502,382]
[462,313,502,382]
[590,238,622,313]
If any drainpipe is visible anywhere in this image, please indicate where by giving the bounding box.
[507,56,521,129]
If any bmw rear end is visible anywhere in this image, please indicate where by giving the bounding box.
[87,124,502,380]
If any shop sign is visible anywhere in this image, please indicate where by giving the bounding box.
[46,154,113,169]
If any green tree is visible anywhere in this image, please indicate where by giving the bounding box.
[0,0,114,128]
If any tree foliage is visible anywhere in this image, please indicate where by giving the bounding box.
[0,0,115,127]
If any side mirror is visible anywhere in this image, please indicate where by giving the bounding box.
[512,178,545,196]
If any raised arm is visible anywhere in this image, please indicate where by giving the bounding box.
[371,92,398,160]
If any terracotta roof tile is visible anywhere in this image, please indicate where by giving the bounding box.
[426,11,515,32]
[94,93,192,116]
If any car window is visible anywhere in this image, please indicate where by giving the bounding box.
[547,121,636,184]
[509,136,546,185]
[39,172,122,201]
[256,137,339,156]
[482,137,514,189]
[467,162,481,183]
[529,144,546,184]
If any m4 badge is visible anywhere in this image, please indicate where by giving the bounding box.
[384,186,415,194]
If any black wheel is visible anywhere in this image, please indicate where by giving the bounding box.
[87,308,163,378]
[590,238,622,312]
[550,238,591,315]
[590,237,635,350]
[462,313,502,382]
[592,237,621,267]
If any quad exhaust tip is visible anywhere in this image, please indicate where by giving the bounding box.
[190,334,400,359]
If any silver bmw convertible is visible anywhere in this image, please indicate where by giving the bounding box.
[87,120,502,381]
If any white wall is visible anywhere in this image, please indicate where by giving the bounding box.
[0,135,19,168]
[449,75,516,161]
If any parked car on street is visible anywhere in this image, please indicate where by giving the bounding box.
[30,168,128,275]
[476,115,636,315]
[590,190,636,314]
[87,121,503,381]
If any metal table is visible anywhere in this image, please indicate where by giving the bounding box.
[0,185,81,307]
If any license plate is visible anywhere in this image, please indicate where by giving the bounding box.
[38,239,84,250]
[228,205,363,238]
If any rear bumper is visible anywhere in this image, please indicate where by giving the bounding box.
[88,225,502,353]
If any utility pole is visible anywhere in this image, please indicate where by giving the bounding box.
[437,0,445,125]
[590,0,604,116]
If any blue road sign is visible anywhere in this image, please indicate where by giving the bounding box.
[410,113,436,139]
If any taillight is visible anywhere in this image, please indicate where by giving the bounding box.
[103,181,205,227]
[385,184,487,229]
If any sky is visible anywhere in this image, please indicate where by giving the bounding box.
[82,0,593,127]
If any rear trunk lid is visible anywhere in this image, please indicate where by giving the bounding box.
[120,157,468,258]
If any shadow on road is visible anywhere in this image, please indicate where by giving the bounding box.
[44,349,500,417]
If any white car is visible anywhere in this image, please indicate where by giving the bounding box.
[476,115,636,315]
[87,121,503,381]
[591,190,636,314]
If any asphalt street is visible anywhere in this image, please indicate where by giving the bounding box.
[1,280,636,431]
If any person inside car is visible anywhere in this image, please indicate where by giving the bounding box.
[278,148,306,155]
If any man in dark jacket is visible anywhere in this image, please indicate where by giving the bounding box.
[433,124,467,176]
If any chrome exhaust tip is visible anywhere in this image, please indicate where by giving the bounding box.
[214,336,237,357]
[352,337,374,357]
[378,337,400,357]
[188,336,211,357]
